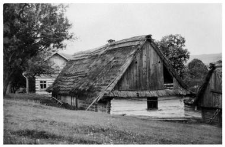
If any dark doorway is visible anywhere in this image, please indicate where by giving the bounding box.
[147,97,158,110]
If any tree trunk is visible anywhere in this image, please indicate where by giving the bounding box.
[3,73,11,96]
[22,72,29,93]
[26,76,29,94]
[6,82,12,94]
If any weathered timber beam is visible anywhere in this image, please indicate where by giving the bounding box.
[105,89,189,98]
[210,90,222,94]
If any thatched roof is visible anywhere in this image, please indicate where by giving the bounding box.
[48,35,190,103]
[193,61,222,105]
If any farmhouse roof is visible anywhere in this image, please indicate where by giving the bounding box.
[193,60,222,105]
[47,35,190,103]
[45,52,74,61]
[58,53,74,60]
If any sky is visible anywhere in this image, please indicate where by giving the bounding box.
[60,3,222,56]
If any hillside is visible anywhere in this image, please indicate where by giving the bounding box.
[4,94,222,144]
[187,53,222,65]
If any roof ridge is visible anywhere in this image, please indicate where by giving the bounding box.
[45,52,70,61]
[72,35,151,60]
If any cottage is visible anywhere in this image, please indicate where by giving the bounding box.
[48,35,191,117]
[194,61,222,126]
[35,53,73,95]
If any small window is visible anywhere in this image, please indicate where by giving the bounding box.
[40,81,47,89]
[147,97,158,110]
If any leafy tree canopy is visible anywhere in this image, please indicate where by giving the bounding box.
[188,59,208,79]
[183,59,208,93]
[24,52,56,77]
[156,34,190,77]
[3,3,74,95]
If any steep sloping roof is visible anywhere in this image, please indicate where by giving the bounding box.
[59,53,74,60]
[49,35,189,103]
[193,61,222,105]
[45,52,74,61]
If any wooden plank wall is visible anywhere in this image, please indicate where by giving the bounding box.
[201,67,222,108]
[211,68,222,93]
[115,42,164,91]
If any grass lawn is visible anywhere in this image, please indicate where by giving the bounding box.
[4,94,222,144]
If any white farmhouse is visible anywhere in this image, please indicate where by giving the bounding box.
[35,53,73,95]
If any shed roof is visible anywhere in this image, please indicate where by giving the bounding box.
[48,35,190,103]
[58,53,74,60]
[193,61,222,105]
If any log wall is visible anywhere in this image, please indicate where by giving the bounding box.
[58,95,111,113]
[35,75,57,94]
[111,96,185,118]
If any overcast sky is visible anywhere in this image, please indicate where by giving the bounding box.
[61,3,222,55]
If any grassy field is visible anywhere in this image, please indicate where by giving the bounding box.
[4,94,222,144]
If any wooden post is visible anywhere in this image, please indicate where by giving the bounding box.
[6,82,12,94]
[26,77,29,93]
[22,72,29,94]
[76,97,78,108]
[106,100,111,114]
[95,103,98,112]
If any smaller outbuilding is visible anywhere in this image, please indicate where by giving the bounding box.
[194,61,222,126]
[35,53,73,95]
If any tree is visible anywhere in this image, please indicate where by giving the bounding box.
[183,59,208,93]
[156,34,190,77]
[3,3,74,96]
[24,52,56,76]
[187,59,208,79]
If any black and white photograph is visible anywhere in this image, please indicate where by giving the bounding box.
[2,0,223,144]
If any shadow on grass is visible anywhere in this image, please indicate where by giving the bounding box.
[4,129,101,144]
[13,130,59,139]
[5,123,175,144]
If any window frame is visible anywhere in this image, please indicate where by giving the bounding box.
[40,80,47,90]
